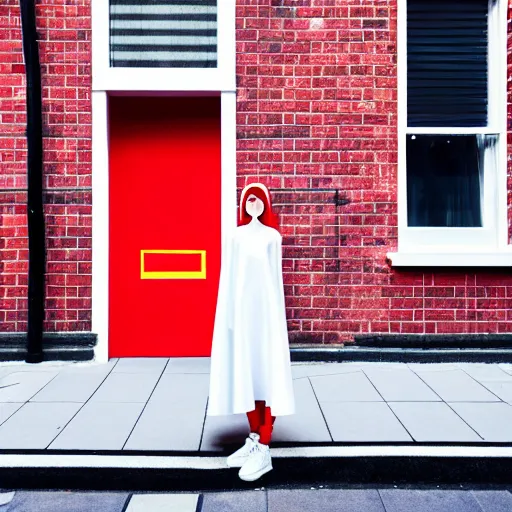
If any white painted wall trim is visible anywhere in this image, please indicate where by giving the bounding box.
[91,0,110,91]
[404,127,500,135]
[91,92,110,364]
[387,249,512,267]
[93,70,235,93]
[220,92,238,246]
[90,0,237,359]
[217,0,237,88]
[91,0,236,93]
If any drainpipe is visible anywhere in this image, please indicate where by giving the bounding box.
[19,0,45,363]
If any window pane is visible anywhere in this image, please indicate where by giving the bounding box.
[407,0,488,127]
[406,134,485,227]
[109,1,218,68]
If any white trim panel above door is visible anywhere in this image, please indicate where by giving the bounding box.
[91,0,236,92]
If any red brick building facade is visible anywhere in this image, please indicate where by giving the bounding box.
[1,1,511,360]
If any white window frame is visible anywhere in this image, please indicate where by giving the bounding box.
[388,0,511,267]
[90,0,237,362]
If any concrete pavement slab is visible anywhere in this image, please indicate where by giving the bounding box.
[165,357,211,374]
[357,363,409,369]
[498,364,512,376]
[477,381,512,403]
[310,372,383,402]
[362,367,441,402]
[6,492,128,512]
[291,363,364,379]
[150,373,210,404]
[448,402,512,442]
[272,378,331,442]
[412,369,500,402]
[0,362,69,374]
[60,359,118,375]
[456,363,512,382]
[471,490,512,512]
[0,402,81,449]
[321,402,412,442]
[378,489,484,512]
[268,489,385,512]
[200,413,249,451]
[112,358,168,374]
[89,372,160,403]
[0,403,23,426]
[202,491,267,512]
[126,493,199,511]
[388,402,482,442]
[124,400,206,451]
[30,372,108,403]
[0,372,58,402]
[407,363,459,372]
[49,402,145,450]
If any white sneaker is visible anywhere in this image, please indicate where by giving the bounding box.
[238,441,272,482]
[226,433,259,468]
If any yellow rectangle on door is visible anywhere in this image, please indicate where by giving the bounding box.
[140,250,206,279]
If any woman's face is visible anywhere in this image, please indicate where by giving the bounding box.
[245,193,265,219]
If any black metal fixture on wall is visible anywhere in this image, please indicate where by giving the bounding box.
[19,0,45,363]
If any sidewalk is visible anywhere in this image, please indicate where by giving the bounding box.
[3,488,512,512]
[1,358,512,451]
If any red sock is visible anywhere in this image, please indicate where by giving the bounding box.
[256,400,266,423]
[258,405,275,445]
[247,401,265,434]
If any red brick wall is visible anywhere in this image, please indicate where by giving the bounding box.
[0,1,92,333]
[0,0,511,343]
[236,0,512,343]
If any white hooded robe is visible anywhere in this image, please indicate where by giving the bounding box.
[207,219,295,417]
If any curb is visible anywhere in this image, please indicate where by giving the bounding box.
[1,446,512,491]
[290,347,512,363]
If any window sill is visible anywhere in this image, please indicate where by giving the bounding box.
[386,249,512,267]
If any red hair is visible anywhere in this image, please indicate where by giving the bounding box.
[238,183,279,231]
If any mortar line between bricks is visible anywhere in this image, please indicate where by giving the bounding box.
[121,358,171,450]
[45,358,120,449]
[360,368,416,442]
[307,377,334,442]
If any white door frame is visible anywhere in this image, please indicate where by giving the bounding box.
[91,0,237,363]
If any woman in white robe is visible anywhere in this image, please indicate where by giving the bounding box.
[208,183,295,482]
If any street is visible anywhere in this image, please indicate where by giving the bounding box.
[1,486,512,511]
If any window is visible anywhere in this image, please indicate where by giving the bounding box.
[109,0,218,68]
[391,0,509,265]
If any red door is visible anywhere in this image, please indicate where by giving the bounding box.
[108,96,221,357]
